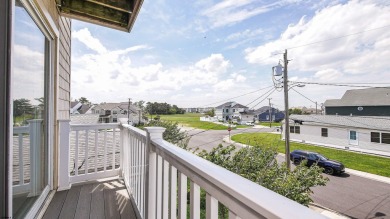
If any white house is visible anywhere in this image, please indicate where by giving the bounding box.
[92,102,143,124]
[215,102,249,122]
[282,115,390,154]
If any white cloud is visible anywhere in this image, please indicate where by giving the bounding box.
[314,69,342,81]
[235,74,247,82]
[213,79,235,91]
[195,53,230,74]
[73,28,107,54]
[245,1,390,80]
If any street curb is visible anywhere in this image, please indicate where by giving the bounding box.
[309,203,350,219]
[224,135,390,185]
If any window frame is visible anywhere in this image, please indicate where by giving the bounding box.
[321,128,328,137]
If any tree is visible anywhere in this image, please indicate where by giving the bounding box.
[289,108,302,115]
[13,98,33,117]
[78,97,90,105]
[144,120,190,149]
[205,108,215,117]
[197,144,328,206]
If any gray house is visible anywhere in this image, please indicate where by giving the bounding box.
[92,102,143,124]
[282,114,390,154]
[324,87,390,116]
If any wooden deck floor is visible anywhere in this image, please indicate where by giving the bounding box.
[43,179,138,219]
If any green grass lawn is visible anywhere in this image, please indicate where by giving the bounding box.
[258,122,281,127]
[231,133,390,177]
[159,114,228,130]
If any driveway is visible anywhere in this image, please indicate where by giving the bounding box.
[187,128,390,219]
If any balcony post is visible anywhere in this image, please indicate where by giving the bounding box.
[58,120,71,191]
[144,127,165,219]
[27,119,43,197]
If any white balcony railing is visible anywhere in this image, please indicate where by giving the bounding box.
[57,120,326,219]
[12,120,43,196]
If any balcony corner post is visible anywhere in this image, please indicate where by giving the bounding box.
[27,119,43,197]
[58,120,71,191]
[144,127,165,219]
[119,125,124,177]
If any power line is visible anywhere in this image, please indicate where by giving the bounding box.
[293,81,390,88]
[251,88,277,109]
[245,87,275,108]
[291,88,317,105]
[199,85,274,108]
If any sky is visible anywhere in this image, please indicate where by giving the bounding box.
[71,0,390,110]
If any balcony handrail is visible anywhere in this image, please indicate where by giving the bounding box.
[70,123,119,131]
[150,138,325,219]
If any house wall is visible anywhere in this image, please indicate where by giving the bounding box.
[325,106,390,116]
[284,124,390,153]
[39,0,71,120]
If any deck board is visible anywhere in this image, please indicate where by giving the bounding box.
[42,190,68,219]
[43,179,137,219]
[74,184,93,219]
[104,183,121,219]
[90,183,105,219]
[59,185,81,219]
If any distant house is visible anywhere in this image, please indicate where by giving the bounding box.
[255,106,285,122]
[238,111,256,124]
[215,102,249,122]
[282,114,390,154]
[324,87,390,116]
[92,102,143,124]
[70,101,93,115]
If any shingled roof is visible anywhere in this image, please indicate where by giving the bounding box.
[215,102,248,109]
[324,87,390,107]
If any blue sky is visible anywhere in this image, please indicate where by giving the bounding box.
[71,0,390,109]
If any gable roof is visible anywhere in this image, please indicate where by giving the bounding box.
[215,102,248,109]
[93,102,141,113]
[324,87,390,107]
[290,114,390,131]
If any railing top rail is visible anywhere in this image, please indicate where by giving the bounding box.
[150,139,326,219]
[121,124,147,137]
[70,123,120,131]
[13,126,29,134]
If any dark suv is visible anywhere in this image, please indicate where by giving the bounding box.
[290,150,345,175]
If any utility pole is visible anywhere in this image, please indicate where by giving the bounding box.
[315,101,318,115]
[128,98,131,125]
[268,98,272,128]
[283,49,291,170]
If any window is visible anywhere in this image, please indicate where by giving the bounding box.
[225,109,229,113]
[371,132,380,143]
[382,133,390,144]
[290,126,300,134]
[321,128,328,137]
[113,110,117,114]
[233,109,235,112]
[350,131,357,140]
[113,118,117,122]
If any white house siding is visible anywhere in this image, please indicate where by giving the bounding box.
[287,124,390,153]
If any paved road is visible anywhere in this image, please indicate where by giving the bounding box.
[187,128,390,219]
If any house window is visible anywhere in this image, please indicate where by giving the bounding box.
[382,133,390,144]
[290,126,300,134]
[233,109,235,112]
[225,109,229,113]
[371,132,380,143]
[113,118,117,122]
[321,128,328,137]
[113,110,117,114]
[349,131,357,140]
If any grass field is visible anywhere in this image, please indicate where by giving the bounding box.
[231,132,390,177]
[259,122,281,127]
[159,114,228,130]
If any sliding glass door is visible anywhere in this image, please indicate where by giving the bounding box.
[12,1,50,217]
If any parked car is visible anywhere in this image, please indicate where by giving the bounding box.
[245,122,254,126]
[290,150,345,175]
